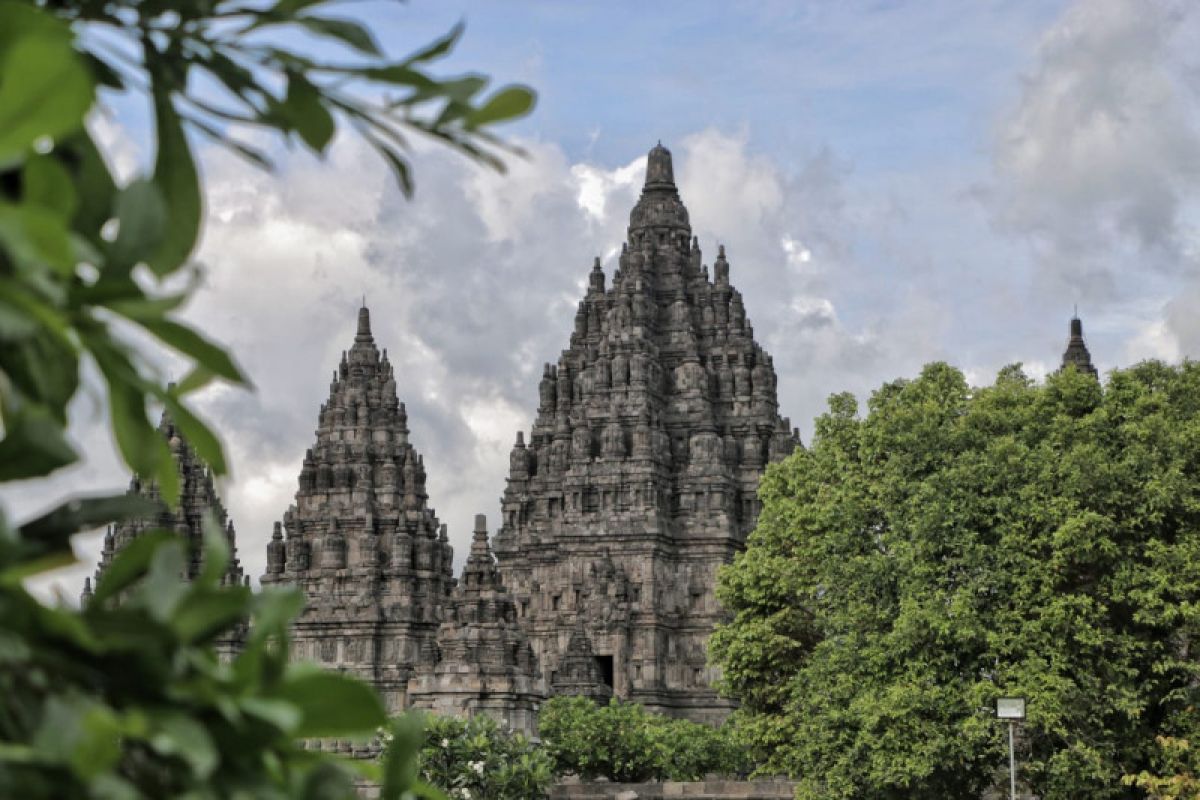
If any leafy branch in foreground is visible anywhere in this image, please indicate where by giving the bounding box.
[0,1,533,797]
[0,515,443,799]
[0,0,534,503]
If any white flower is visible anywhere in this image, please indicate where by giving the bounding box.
[452,789,472,799]
[469,760,485,775]
[441,738,450,748]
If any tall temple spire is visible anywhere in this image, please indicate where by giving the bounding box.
[494,141,800,723]
[1060,314,1098,379]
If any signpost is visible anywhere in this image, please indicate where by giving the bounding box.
[996,697,1026,800]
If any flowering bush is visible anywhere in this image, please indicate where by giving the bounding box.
[399,713,554,800]
[539,697,749,782]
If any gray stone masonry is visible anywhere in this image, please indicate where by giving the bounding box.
[493,143,801,723]
[260,305,455,728]
[407,513,544,736]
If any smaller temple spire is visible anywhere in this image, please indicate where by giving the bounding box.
[1060,313,1098,379]
[589,257,605,294]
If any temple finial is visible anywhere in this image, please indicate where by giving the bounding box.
[356,304,372,342]
[644,141,675,189]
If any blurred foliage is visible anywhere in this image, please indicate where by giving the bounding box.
[385,713,552,800]
[711,361,1200,799]
[539,696,750,783]
[0,0,533,796]
[1,520,445,798]
[0,0,534,501]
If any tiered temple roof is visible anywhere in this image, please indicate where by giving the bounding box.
[493,143,800,722]
[261,306,454,723]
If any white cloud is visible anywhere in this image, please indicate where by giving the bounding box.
[987,0,1200,299]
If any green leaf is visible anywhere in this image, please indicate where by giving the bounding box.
[146,712,219,779]
[107,179,167,272]
[296,15,382,57]
[299,760,359,800]
[83,52,125,90]
[87,332,178,503]
[127,317,248,387]
[240,697,302,733]
[61,128,116,245]
[463,85,536,128]
[284,73,336,153]
[23,154,77,219]
[170,585,250,643]
[148,85,201,275]
[0,201,77,274]
[174,365,217,395]
[0,327,78,418]
[135,537,190,622]
[368,138,414,198]
[382,714,425,799]
[90,529,176,606]
[274,665,387,738]
[0,401,77,481]
[158,391,228,475]
[249,587,306,645]
[196,512,231,586]
[32,694,122,780]
[401,21,464,66]
[17,493,155,561]
[0,22,94,165]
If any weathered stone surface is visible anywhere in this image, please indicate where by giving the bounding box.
[551,620,613,703]
[407,513,544,735]
[493,143,800,722]
[260,306,455,721]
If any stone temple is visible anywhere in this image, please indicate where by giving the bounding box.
[84,143,1099,736]
[493,142,799,722]
[260,306,456,717]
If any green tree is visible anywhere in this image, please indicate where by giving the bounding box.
[1124,735,1200,800]
[0,1,533,797]
[711,362,1200,800]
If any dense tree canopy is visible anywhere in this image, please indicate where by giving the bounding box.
[712,361,1200,799]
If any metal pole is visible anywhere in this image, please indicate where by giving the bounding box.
[1009,719,1017,800]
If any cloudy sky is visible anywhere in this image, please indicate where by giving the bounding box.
[9,0,1200,601]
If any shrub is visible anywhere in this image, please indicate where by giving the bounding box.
[395,713,554,800]
[540,696,749,783]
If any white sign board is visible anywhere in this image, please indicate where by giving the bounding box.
[996,697,1025,720]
